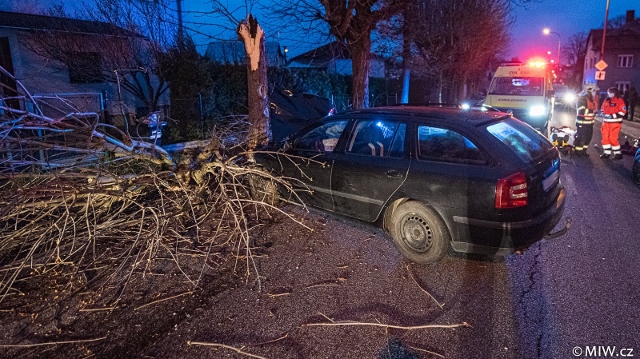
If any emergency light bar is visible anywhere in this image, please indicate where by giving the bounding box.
[527,61,546,68]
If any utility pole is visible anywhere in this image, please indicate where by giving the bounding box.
[597,0,610,93]
[600,0,610,62]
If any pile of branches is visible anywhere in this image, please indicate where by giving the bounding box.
[0,70,298,302]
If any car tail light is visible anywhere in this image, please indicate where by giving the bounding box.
[495,171,528,208]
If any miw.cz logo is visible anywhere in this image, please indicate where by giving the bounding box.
[573,346,634,357]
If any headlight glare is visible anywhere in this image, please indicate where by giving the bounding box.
[529,105,546,117]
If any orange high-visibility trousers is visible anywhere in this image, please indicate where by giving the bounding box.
[601,122,622,155]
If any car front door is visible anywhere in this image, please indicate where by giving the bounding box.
[331,118,410,222]
[276,119,349,211]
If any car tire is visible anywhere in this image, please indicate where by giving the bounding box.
[632,158,640,186]
[389,201,450,263]
[248,173,281,206]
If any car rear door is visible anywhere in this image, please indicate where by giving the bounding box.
[403,122,496,218]
[330,117,410,222]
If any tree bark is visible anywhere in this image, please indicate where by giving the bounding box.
[351,36,371,109]
[238,15,271,152]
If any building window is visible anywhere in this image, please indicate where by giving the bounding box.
[67,52,103,83]
[615,81,630,94]
[617,55,633,68]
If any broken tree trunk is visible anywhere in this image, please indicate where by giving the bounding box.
[237,15,271,157]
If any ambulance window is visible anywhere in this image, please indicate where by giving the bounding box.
[489,77,543,96]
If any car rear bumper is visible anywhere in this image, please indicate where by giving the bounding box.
[451,185,567,255]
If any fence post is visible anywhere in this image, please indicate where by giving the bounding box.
[199,93,204,139]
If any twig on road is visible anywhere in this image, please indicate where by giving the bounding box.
[408,345,446,358]
[135,290,194,311]
[305,313,470,331]
[406,265,445,309]
[0,337,107,348]
[187,341,268,359]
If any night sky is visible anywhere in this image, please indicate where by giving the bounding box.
[2,0,640,61]
[510,0,640,62]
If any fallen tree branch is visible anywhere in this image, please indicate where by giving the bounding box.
[304,313,470,331]
[0,336,107,348]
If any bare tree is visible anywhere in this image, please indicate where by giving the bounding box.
[267,0,406,109]
[564,32,588,67]
[394,0,511,102]
[563,31,587,89]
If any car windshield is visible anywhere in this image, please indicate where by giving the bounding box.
[489,77,544,96]
[486,120,553,163]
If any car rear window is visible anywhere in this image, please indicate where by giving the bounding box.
[486,120,553,163]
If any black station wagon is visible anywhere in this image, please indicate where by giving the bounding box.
[254,105,567,263]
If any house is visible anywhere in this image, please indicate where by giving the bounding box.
[287,41,386,79]
[583,10,640,94]
[205,41,287,67]
[0,11,167,121]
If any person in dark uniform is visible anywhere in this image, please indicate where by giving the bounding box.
[574,84,598,157]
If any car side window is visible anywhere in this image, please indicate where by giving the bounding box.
[346,119,402,157]
[295,120,348,152]
[417,125,485,164]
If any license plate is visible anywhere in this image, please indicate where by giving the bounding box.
[542,169,559,191]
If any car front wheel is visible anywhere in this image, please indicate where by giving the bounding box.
[389,201,450,263]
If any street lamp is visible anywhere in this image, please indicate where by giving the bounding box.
[543,28,561,65]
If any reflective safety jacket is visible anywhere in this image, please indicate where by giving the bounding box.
[601,96,627,123]
[576,94,598,124]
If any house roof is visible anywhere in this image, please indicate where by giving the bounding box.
[205,41,285,65]
[0,11,141,37]
[587,22,640,52]
[288,41,351,67]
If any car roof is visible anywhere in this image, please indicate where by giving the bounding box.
[339,105,511,126]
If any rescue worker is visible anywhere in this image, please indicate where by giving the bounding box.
[574,84,598,157]
[600,87,627,159]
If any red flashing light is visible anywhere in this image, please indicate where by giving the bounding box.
[527,60,547,68]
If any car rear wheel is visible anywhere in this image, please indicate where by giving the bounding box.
[632,158,640,186]
[389,201,450,263]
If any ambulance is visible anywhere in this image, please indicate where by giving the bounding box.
[483,61,555,133]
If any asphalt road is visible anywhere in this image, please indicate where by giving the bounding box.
[508,106,640,358]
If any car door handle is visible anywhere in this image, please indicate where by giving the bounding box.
[386,170,403,178]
